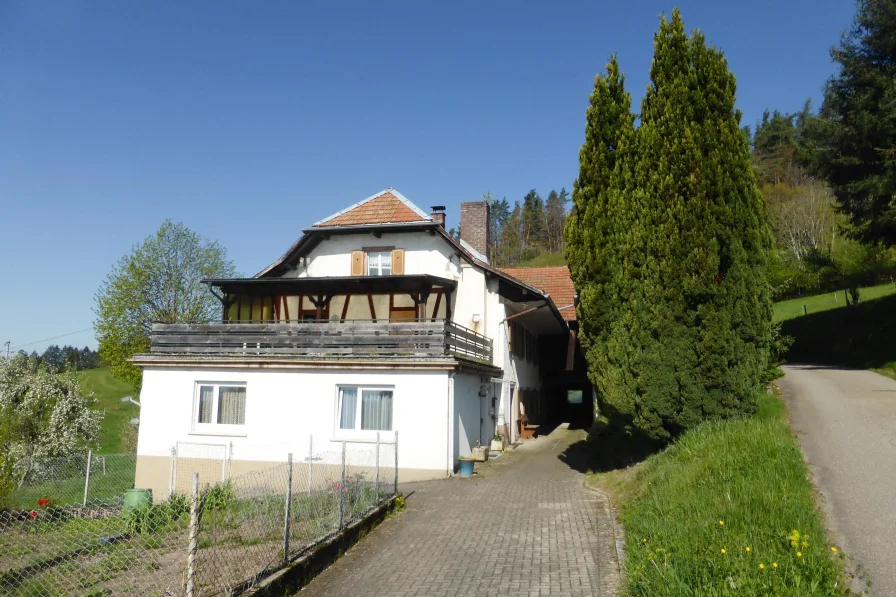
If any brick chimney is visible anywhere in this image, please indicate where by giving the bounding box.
[430,205,446,228]
[460,201,490,260]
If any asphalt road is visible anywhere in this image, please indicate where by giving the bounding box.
[778,365,896,596]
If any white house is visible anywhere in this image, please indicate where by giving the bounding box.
[132,189,588,497]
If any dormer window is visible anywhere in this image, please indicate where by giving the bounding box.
[351,248,405,276]
[367,251,392,276]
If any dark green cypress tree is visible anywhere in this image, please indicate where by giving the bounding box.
[811,0,896,246]
[570,10,772,440]
[565,56,636,425]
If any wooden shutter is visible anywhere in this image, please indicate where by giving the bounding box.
[351,251,365,276]
[391,249,405,275]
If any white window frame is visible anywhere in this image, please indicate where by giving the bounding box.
[366,251,392,276]
[191,382,248,436]
[334,385,395,440]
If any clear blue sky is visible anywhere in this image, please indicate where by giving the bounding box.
[0,0,855,354]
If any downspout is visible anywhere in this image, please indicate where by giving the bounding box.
[447,371,456,477]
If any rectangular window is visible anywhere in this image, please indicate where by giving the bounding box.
[367,251,392,276]
[194,383,246,433]
[337,386,393,431]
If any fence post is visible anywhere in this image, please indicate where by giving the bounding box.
[307,435,313,496]
[186,472,199,597]
[375,432,381,500]
[803,304,807,315]
[283,453,293,565]
[394,431,399,496]
[339,441,346,530]
[83,450,92,507]
[169,446,177,498]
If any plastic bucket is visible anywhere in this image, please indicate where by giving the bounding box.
[123,488,153,511]
[457,459,475,477]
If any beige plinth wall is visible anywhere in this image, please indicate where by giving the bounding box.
[135,455,441,501]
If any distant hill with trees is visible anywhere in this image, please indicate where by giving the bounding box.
[17,344,103,373]
[455,189,569,268]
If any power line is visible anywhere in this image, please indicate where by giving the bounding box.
[9,328,94,351]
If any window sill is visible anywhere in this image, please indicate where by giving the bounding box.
[188,430,248,438]
[330,433,395,444]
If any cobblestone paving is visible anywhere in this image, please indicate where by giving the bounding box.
[298,425,620,596]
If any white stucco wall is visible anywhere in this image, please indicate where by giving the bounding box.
[290,231,461,280]
[137,367,451,476]
[452,263,487,333]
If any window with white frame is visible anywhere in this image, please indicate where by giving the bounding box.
[194,383,247,432]
[337,386,393,431]
[366,251,392,276]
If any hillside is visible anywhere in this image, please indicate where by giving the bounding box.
[513,251,567,268]
[778,288,896,379]
[78,368,138,453]
[774,282,896,322]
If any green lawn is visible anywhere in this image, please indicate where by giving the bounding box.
[78,368,138,453]
[778,290,896,378]
[773,282,896,322]
[592,392,849,596]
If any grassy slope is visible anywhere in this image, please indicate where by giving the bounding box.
[773,282,896,322]
[593,392,848,596]
[778,291,896,379]
[78,368,138,453]
[513,251,567,268]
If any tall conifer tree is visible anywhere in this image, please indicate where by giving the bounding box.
[569,11,772,440]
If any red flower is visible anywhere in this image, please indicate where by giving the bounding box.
[333,483,341,491]
[29,511,37,519]
[37,499,50,507]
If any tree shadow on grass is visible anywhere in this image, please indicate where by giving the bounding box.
[781,293,896,369]
[558,418,664,475]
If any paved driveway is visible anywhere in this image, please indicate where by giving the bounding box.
[778,365,896,595]
[297,425,620,596]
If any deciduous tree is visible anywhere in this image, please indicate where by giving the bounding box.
[94,220,237,389]
[0,356,101,504]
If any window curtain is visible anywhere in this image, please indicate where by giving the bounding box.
[361,390,393,431]
[198,386,214,424]
[339,387,358,429]
[217,386,246,425]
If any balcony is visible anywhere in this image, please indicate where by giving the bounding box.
[150,319,493,364]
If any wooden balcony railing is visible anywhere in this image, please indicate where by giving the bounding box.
[150,319,493,364]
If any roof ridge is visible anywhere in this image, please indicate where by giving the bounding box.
[313,188,431,227]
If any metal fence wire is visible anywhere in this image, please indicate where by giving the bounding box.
[0,436,398,597]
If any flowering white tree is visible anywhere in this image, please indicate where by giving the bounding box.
[0,356,102,500]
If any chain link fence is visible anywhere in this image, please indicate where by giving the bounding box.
[0,435,398,596]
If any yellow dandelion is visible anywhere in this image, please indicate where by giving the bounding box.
[746,547,751,552]
[831,547,838,553]
[642,538,647,543]
[759,563,765,570]
[719,520,724,526]
[721,549,726,554]
[773,562,778,568]
[797,552,802,558]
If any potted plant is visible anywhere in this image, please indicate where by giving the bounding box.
[457,456,475,476]
[490,434,505,452]
[471,444,490,462]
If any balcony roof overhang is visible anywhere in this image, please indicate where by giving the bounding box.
[203,274,457,297]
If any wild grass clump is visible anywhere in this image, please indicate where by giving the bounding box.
[596,392,850,596]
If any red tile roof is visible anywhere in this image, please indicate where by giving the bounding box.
[315,191,428,227]
[500,266,577,321]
